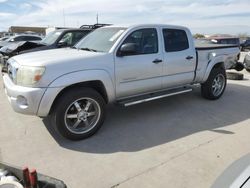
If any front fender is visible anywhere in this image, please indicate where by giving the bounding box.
[37,70,115,117]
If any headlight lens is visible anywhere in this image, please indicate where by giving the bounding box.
[16,66,45,86]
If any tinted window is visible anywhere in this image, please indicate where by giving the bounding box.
[122,28,158,55]
[60,32,73,46]
[13,36,25,41]
[59,31,87,46]
[163,29,189,52]
[218,39,239,45]
[27,36,41,41]
[13,36,41,41]
[71,31,88,45]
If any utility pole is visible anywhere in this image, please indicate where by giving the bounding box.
[96,13,99,24]
[63,9,66,27]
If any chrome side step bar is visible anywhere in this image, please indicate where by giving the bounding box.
[118,88,193,107]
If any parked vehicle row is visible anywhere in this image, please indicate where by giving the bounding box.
[0,24,110,67]
[0,35,42,48]
[0,35,42,66]
[2,24,240,140]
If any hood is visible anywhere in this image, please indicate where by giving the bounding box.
[0,41,45,56]
[0,42,25,55]
[0,41,9,48]
[0,41,48,57]
[20,44,52,54]
[11,48,107,67]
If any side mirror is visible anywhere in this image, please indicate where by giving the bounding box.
[117,43,136,57]
[57,41,68,47]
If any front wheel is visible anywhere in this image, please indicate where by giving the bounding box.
[201,67,227,100]
[53,88,106,140]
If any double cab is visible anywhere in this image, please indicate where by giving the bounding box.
[2,24,240,140]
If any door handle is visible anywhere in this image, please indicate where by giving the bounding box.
[152,59,163,64]
[186,56,194,60]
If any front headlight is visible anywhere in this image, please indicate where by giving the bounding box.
[16,66,45,86]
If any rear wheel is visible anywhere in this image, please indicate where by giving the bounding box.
[53,88,106,140]
[201,67,227,100]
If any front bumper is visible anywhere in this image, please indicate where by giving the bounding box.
[3,74,46,115]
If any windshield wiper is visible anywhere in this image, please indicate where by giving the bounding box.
[79,47,98,52]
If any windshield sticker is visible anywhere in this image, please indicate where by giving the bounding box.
[109,30,124,42]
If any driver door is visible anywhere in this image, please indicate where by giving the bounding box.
[115,28,163,98]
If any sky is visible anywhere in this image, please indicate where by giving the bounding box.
[0,0,250,35]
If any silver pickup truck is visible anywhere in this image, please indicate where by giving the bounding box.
[2,24,240,140]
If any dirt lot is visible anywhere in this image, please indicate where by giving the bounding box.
[0,54,250,188]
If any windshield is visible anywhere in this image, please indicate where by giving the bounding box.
[75,27,126,52]
[41,30,63,45]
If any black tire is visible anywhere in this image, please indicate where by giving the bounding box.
[201,67,227,100]
[234,62,245,72]
[53,88,106,140]
[226,72,244,80]
[246,68,250,73]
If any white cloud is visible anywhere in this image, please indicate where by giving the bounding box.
[1,0,250,34]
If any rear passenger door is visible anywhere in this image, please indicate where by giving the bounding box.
[161,28,196,88]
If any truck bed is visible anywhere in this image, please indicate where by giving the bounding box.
[194,41,240,83]
[195,41,239,50]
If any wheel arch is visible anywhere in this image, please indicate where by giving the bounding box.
[49,80,109,115]
[202,60,225,83]
[37,70,115,117]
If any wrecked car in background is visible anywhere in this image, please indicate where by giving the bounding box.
[0,35,42,66]
[0,35,42,48]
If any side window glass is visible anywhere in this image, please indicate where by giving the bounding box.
[122,28,158,55]
[24,36,35,41]
[30,36,41,41]
[14,36,23,41]
[163,29,189,52]
[60,32,73,46]
[71,32,87,45]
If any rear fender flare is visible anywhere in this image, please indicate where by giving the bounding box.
[202,55,225,82]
